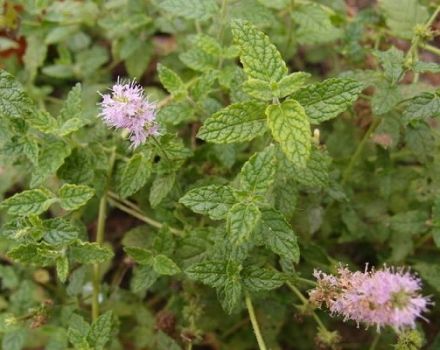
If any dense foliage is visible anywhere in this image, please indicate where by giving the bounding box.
[0,0,440,349]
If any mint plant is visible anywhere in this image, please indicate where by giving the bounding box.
[0,0,440,349]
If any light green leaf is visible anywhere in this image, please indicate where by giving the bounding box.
[88,311,114,350]
[58,184,95,211]
[402,92,440,123]
[374,47,405,84]
[242,79,273,101]
[371,83,401,115]
[180,185,236,220]
[292,4,342,44]
[379,0,428,39]
[31,138,71,187]
[58,83,85,136]
[231,20,287,82]
[413,61,440,73]
[158,0,219,21]
[27,110,58,133]
[278,72,311,98]
[240,145,276,196]
[8,242,57,266]
[43,218,79,245]
[157,64,186,97]
[389,210,429,235]
[149,173,175,208]
[217,278,242,314]
[0,69,34,120]
[117,153,151,198]
[2,330,26,350]
[432,198,440,248]
[124,247,154,265]
[179,48,216,72]
[292,148,331,188]
[153,255,181,275]
[69,242,114,264]
[56,256,69,283]
[242,266,284,292]
[266,100,311,167]
[292,78,363,123]
[227,202,261,243]
[258,208,300,263]
[413,262,440,293]
[1,189,56,216]
[186,261,228,288]
[131,265,158,294]
[197,101,267,143]
[67,314,90,349]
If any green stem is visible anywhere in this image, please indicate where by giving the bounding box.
[92,147,116,322]
[245,295,268,350]
[369,333,380,350]
[285,281,327,331]
[107,197,184,236]
[419,43,440,56]
[342,118,381,185]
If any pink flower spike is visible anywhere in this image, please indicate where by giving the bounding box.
[309,265,430,332]
[99,79,158,148]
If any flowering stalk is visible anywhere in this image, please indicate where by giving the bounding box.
[309,265,429,332]
[99,79,158,148]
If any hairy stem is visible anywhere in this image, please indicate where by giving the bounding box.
[245,294,268,350]
[107,197,184,236]
[342,118,381,185]
[92,147,116,322]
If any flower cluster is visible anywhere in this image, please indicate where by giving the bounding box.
[99,79,158,148]
[309,265,429,331]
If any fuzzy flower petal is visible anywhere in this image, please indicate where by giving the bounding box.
[99,79,158,148]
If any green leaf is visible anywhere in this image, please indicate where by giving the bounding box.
[371,83,401,116]
[242,79,273,101]
[231,20,287,82]
[58,184,95,211]
[153,255,181,275]
[131,265,159,295]
[1,189,56,216]
[379,0,429,39]
[186,261,228,288]
[258,208,300,263]
[278,72,311,98]
[180,185,237,220]
[56,256,69,283]
[374,47,405,84]
[8,242,57,266]
[58,83,84,136]
[413,61,440,73]
[432,198,440,248]
[117,153,151,198]
[158,0,219,21]
[389,210,429,235]
[0,69,34,120]
[157,101,194,126]
[402,92,440,123]
[217,278,242,314]
[157,64,186,97]
[413,262,440,293]
[227,202,261,243]
[242,266,284,292]
[240,145,276,196]
[292,78,363,123]
[43,218,79,245]
[31,138,71,187]
[69,242,114,264]
[88,311,114,350]
[27,110,58,133]
[149,173,175,208]
[197,101,267,143]
[2,330,26,350]
[266,100,311,167]
[292,147,331,188]
[67,314,91,349]
[292,4,342,44]
[124,247,154,265]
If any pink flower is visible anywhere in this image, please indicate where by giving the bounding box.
[99,79,158,148]
[309,265,430,332]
